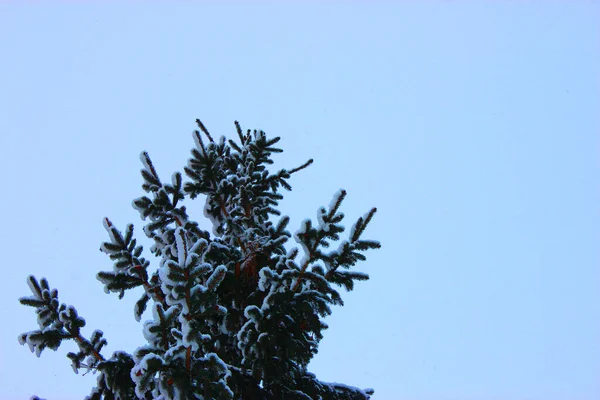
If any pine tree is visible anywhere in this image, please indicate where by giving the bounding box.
[19,119,381,400]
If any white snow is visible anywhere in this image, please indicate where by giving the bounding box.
[257,267,273,292]
[26,276,39,297]
[174,228,187,267]
[130,353,166,399]
[139,151,154,175]
[328,188,346,211]
[293,219,311,253]
[206,265,227,291]
[203,197,221,236]
[178,314,201,352]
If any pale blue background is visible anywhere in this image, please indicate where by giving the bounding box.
[1,2,598,399]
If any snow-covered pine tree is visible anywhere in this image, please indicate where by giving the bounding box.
[19,119,381,400]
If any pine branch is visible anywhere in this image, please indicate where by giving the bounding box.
[19,276,106,368]
[19,118,379,399]
[292,190,348,292]
[196,118,214,143]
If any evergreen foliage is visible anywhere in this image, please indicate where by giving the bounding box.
[19,119,380,399]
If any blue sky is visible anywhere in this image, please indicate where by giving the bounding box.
[1,2,598,399]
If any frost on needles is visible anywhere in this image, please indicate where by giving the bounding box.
[18,119,381,400]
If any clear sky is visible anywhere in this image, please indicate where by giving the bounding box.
[1,2,598,400]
